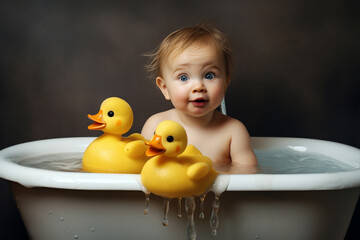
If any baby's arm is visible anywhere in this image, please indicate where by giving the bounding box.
[229,120,258,173]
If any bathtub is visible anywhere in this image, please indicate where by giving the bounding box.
[0,137,359,240]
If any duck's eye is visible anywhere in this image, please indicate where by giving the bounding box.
[107,111,114,117]
[204,72,215,80]
[167,136,174,142]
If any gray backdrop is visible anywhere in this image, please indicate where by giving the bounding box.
[1,0,359,239]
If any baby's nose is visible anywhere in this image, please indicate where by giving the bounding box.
[192,80,207,93]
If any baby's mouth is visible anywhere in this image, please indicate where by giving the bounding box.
[190,98,208,107]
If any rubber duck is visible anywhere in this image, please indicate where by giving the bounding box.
[82,97,148,173]
[141,120,218,198]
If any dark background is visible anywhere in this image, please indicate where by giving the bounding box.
[1,0,359,239]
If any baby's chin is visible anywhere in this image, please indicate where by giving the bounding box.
[173,103,218,118]
[185,107,217,118]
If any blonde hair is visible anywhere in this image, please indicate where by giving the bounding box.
[145,24,233,79]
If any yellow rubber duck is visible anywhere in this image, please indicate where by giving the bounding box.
[82,97,148,173]
[141,120,218,198]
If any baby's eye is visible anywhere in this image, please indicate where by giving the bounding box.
[179,74,189,82]
[204,72,215,80]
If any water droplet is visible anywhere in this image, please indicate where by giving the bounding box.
[210,195,220,236]
[199,193,207,219]
[60,217,64,221]
[90,227,95,232]
[74,234,79,239]
[48,210,53,215]
[254,235,259,239]
[177,198,182,219]
[144,193,150,215]
[162,219,169,226]
[162,198,170,226]
[185,197,196,240]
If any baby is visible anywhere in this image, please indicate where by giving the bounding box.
[141,24,258,173]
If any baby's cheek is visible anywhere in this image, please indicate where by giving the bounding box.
[212,87,225,102]
[170,91,188,106]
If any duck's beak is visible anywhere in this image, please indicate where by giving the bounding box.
[145,134,166,157]
[88,110,106,130]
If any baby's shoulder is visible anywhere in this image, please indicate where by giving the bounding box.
[213,113,251,142]
[215,112,247,131]
[145,109,175,124]
[141,109,176,138]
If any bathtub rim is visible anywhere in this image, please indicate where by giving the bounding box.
[0,137,360,191]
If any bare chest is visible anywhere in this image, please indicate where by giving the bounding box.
[186,130,231,164]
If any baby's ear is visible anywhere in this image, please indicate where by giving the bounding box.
[225,75,231,90]
[156,77,170,100]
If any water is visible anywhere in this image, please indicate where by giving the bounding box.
[143,188,226,239]
[18,152,84,172]
[177,198,182,218]
[140,173,230,239]
[17,148,354,174]
[185,197,196,240]
[163,198,170,226]
[255,148,354,174]
[210,195,220,235]
[144,193,150,215]
[198,194,206,219]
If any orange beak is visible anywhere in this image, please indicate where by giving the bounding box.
[145,134,166,157]
[88,110,106,130]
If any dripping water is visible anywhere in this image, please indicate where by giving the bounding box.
[177,198,182,218]
[139,175,230,238]
[163,198,170,226]
[210,195,220,235]
[185,197,196,240]
[144,193,150,215]
[199,193,206,219]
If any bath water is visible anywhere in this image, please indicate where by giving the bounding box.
[255,148,354,174]
[17,147,354,174]
[18,152,84,172]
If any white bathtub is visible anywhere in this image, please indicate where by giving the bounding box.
[0,137,359,240]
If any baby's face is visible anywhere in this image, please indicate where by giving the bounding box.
[157,42,230,118]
